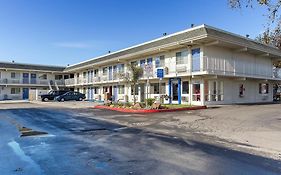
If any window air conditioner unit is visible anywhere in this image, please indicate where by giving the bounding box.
[176,65,186,73]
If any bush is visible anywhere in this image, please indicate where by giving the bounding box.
[145,98,155,106]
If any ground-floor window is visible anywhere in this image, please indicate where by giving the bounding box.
[118,85,125,94]
[131,85,139,95]
[205,80,224,101]
[150,83,165,94]
[11,88,21,94]
[182,81,189,94]
[192,83,201,101]
[259,83,269,94]
[93,87,99,94]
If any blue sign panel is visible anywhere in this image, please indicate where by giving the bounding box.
[157,69,164,78]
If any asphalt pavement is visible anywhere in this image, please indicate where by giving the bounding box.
[0,104,281,175]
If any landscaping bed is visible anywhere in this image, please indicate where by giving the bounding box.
[94,102,207,113]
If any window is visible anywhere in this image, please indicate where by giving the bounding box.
[176,51,188,65]
[83,72,86,78]
[155,55,165,68]
[38,74,47,80]
[182,81,189,94]
[55,75,63,80]
[140,59,146,68]
[147,58,153,65]
[131,61,138,66]
[102,67,108,76]
[150,83,159,94]
[11,72,20,79]
[205,80,224,101]
[150,83,165,94]
[94,69,99,77]
[94,87,99,94]
[259,83,269,94]
[118,64,125,73]
[131,85,139,95]
[11,88,21,94]
[118,85,125,94]
[192,48,201,71]
[192,83,201,101]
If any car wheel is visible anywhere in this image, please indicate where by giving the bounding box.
[43,98,49,102]
[78,97,83,101]
[60,98,65,102]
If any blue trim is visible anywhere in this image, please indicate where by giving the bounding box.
[168,78,172,104]
[178,78,181,104]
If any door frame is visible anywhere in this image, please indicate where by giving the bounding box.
[168,78,181,104]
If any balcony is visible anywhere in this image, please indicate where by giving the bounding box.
[0,78,65,86]
[65,78,75,85]
[93,76,100,82]
[202,56,275,79]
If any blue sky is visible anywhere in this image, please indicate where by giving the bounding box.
[0,0,267,66]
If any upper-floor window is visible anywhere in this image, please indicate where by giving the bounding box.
[102,67,108,76]
[94,69,99,77]
[131,61,138,66]
[140,59,146,68]
[38,74,47,80]
[11,72,20,79]
[118,64,125,73]
[176,51,188,65]
[147,58,153,65]
[55,75,63,80]
[83,72,86,78]
[155,55,165,68]
[192,48,201,72]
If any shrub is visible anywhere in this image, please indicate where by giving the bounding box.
[145,98,155,106]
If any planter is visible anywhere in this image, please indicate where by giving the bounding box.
[94,105,207,113]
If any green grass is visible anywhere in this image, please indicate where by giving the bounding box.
[162,104,192,109]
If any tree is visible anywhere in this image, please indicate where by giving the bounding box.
[229,1,281,77]
[118,63,143,104]
[228,0,281,48]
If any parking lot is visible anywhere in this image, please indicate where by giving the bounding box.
[0,102,281,174]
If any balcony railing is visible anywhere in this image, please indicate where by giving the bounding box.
[0,78,65,86]
[202,56,275,79]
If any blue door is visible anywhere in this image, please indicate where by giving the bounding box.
[168,78,181,104]
[30,73,36,84]
[23,73,29,84]
[23,88,29,100]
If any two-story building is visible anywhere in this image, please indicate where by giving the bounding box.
[62,24,281,105]
[0,62,67,100]
[1,24,281,105]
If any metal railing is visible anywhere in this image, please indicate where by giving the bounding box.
[0,78,65,86]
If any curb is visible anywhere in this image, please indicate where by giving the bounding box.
[94,105,207,113]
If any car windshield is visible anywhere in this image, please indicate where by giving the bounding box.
[48,91,57,95]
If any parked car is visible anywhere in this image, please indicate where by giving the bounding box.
[55,91,86,102]
[40,90,69,102]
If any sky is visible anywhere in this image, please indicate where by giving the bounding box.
[0,0,268,66]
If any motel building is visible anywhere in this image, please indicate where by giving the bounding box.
[1,24,281,105]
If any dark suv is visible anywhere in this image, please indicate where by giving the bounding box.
[40,90,69,102]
